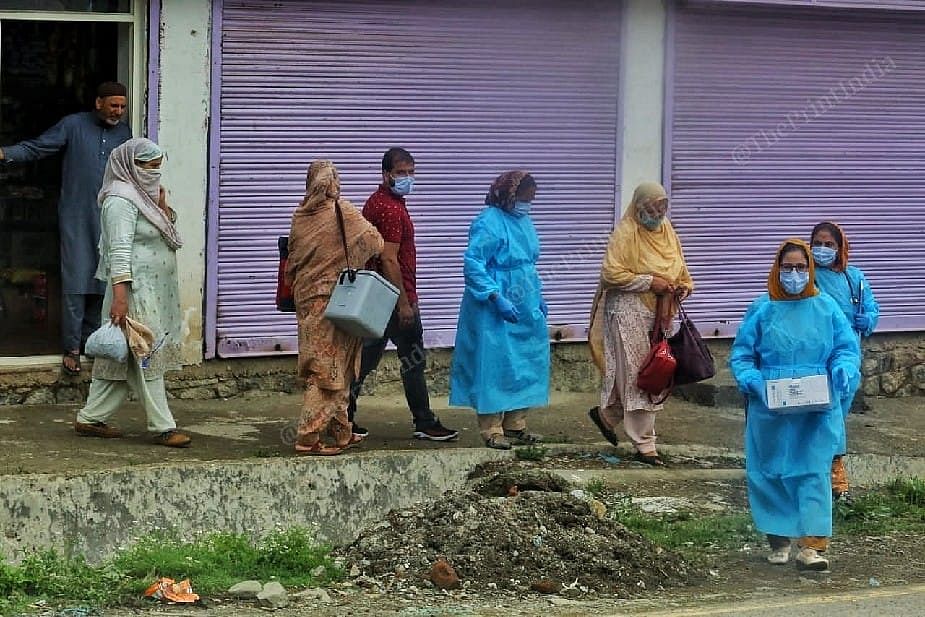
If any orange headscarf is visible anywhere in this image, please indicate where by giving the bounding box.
[810,221,850,273]
[767,238,819,301]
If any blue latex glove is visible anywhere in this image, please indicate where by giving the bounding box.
[739,370,764,401]
[540,299,549,318]
[853,313,872,333]
[744,375,764,399]
[492,295,519,323]
[832,365,852,395]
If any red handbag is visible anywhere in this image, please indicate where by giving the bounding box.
[636,298,676,403]
[276,236,295,313]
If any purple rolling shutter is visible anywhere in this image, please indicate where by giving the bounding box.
[696,0,925,10]
[668,3,925,336]
[213,0,622,357]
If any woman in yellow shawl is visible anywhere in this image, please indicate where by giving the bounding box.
[588,182,693,466]
[286,160,384,455]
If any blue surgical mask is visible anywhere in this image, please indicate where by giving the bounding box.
[812,245,837,267]
[512,201,532,217]
[638,211,664,231]
[779,270,810,296]
[390,175,414,197]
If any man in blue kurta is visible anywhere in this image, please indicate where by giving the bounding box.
[0,82,132,373]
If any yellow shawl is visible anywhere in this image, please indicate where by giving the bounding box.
[588,182,693,372]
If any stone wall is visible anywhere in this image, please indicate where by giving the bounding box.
[1,333,923,406]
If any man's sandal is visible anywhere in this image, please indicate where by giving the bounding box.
[62,351,81,376]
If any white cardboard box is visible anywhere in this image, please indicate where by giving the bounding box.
[765,374,831,414]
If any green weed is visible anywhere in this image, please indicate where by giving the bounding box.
[584,478,607,498]
[0,528,341,616]
[835,477,925,536]
[514,445,548,461]
[609,496,761,558]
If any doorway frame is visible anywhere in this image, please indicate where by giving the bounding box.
[0,0,148,142]
[0,0,150,366]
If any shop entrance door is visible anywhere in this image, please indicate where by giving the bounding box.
[0,1,143,358]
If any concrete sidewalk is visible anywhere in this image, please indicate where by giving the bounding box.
[1,390,923,564]
[1,391,922,475]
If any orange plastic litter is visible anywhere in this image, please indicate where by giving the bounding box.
[143,577,200,603]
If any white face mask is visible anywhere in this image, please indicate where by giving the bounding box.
[138,166,162,178]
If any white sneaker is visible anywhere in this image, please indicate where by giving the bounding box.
[767,547,790,565]
[795,547,829,571]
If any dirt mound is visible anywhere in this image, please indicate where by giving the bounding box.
[339,471,695,595]
[469,468,574,497]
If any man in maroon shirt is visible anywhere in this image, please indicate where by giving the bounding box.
[347,147,458,441]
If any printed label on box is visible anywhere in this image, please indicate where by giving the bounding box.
[765,374,831,414]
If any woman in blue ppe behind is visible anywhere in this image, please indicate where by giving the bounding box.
[449,171,549,450]
[810,221,879,501]
[730,239,860,571]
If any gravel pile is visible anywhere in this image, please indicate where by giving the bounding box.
[339,470,695,596]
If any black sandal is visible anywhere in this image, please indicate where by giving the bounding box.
[588,406,619,447]
[634,452,666,467]
[62,351,81,376]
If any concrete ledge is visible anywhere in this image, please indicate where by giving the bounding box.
[844,452,925,488]
[1,443,921,565]
[0,448,510,564]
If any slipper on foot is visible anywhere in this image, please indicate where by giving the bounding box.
[588,406,619,447]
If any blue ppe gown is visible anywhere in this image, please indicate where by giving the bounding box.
[449,207,550,414]
[730,293,860,539]
[815,266,879,449]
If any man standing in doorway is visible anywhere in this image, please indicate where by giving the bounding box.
[0,82,132,375]
[348,147,459,441]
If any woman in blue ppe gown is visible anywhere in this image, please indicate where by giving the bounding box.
[810,222,879,501]
[449,171,549,450]
[730,239,860,571]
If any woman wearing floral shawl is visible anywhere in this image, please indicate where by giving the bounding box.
[286,160,384,455]
[587,181,694,466]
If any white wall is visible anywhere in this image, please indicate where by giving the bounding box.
[157,0,211,364]
[619,0,667,212]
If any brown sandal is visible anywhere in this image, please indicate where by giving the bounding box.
[634,452,666,467]
[295,442,345,456]
[62,351,81,376]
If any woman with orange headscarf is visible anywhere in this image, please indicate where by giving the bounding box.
[286,160,384,455]
[810,221,879,502]
[730,239,860,572]
[587,182,693,466]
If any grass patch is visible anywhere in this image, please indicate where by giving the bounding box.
[835,477,925,536]
[0,528,341,615]
[585,478,607,498]
[609,496,761,559]
[514,445,548,461]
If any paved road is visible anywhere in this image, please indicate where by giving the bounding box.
[622,584,925,617]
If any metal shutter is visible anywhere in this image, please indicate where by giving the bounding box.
[209,0,622,357]
[698,1,925,11]
[668,3,925,336]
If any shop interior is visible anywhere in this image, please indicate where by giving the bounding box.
[0,19,119,356]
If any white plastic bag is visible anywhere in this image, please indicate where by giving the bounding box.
[85,322,129,363]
